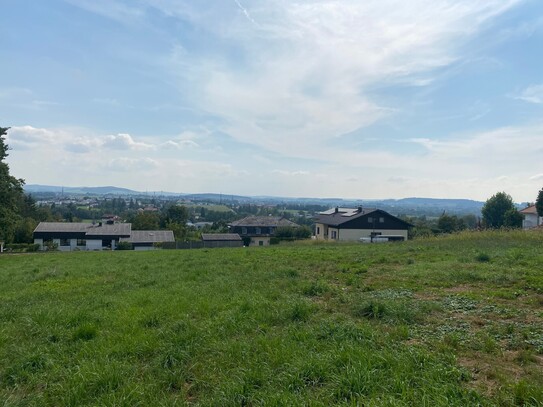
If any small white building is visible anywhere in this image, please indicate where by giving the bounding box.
[519,205,542,229]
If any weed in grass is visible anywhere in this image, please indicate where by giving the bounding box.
[355,300,387,320]
[302,281,330,296]
[475,252,491,263]
[289,301,313,322]
[514,350,538,366]
[72,324,97,341]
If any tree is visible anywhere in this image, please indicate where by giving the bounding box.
[536,187,543,218]
[0,127,26,242]
[482,192,517,228]
[132,212,160,230]
[503,208,523,228]
[437,213,457,233]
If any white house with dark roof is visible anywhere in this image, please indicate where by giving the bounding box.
[229,216,301,246]
[33,220,174,251]
[314,207,411,242]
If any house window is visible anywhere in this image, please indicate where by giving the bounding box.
[379,217,384,223]
[60,238,70,247]
[269,227,274,234]
[317,226,320,235]
[241,227,247,235]
[368,217,373,223]
[259,240,264,246]
[255,227,261,235]
[77,239,86,246]
[331,231,337,239]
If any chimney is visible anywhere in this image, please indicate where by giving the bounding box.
[357,206,363,213]
[335,206,339,213]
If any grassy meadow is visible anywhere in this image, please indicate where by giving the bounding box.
[1,230,542,406]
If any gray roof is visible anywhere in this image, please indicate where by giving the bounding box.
[85,223,131,236]
[313,208,377,227]
[201,233,242,241]
[34,222,131,237]
[120,230,175,244]
[229,216,300,228]
[34,222,89,233]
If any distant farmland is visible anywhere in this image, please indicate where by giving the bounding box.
[1,231,542,406]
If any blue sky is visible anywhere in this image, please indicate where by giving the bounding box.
[1,0,543,201]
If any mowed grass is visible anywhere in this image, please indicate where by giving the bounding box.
[1,230,542,406]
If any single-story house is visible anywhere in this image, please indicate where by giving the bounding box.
[33,220,174,251]
[519,205,542,229]
[314,207,411,242]
[229,216,301,246]
[119,230,175,250]
[201,233,243,248]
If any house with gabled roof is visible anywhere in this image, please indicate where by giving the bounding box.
[229,216,301,246]
[33,219,174,251]
[314,207,411,242]
[519,205,542,229]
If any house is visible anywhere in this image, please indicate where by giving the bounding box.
[314,207,411,242]
[229,216,301,246]
[201,233,243,248]
[33,220,174,251]
[519,205,542,229]
[119,230,175,251]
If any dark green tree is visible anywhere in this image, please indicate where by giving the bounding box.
[437,213,458,233]
[0,127,26,242]
[502,208,523,228]
[482,192,517,228]
[132,212,160,230]
[536,187,543,218]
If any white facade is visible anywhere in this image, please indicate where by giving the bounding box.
[34,238,115,251]
[522,213,542,229]
[314,223,407,242]
[520,205,542,230]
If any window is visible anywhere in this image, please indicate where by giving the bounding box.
[367,217,373,223]
[317,226,320,235]
[379,217,384,223]
[269,227,274,235]
[255,227,261,235]
[331,231,337,239]
[259,240,264,246]
[77,239,86,246]
[241,227,247,235]
[60,238,70,247]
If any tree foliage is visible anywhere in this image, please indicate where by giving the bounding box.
[536,187,543,218]
[482,192,518,229]
[437,213,466,234]
[0,127,27,242]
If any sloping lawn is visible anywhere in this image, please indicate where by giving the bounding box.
[0,230,542,406]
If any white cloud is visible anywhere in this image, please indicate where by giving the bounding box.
[515,84,543,104]
[152,0,522,158]
[103,133,154,150]
[160,140,199,150]
[529,174,543,181]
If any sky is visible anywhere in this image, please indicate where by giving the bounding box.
[1,0,543,201]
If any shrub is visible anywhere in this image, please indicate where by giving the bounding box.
[116,241,133,250]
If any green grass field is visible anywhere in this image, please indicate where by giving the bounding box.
[1,230,542,406]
